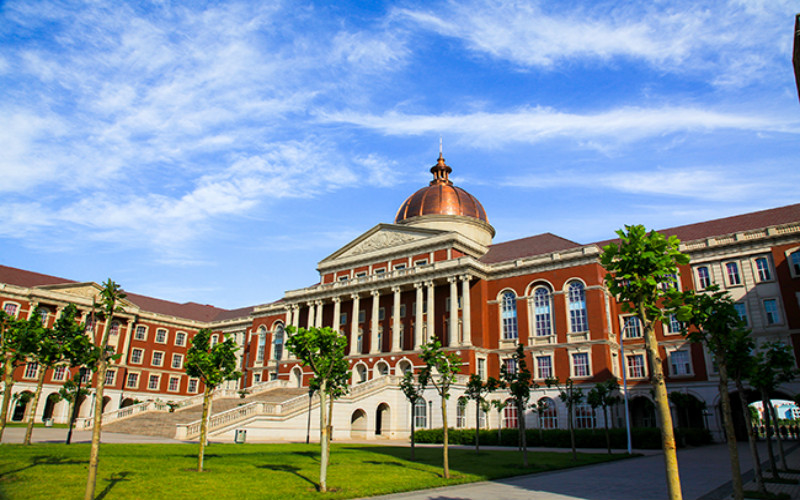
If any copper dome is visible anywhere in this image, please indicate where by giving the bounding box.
[395,153,489,224]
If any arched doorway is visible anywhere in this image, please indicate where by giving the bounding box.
[43,393,60,420]
[351,409,367,439]
[292,368,303,388]
[120,398,136,408]
[12,391,34,421]
[669,392,706,429]
[376,403,390,436]
[102,396,112,413]
[397,360,412,375]
[729,389,792,441]
[631,396,656,428]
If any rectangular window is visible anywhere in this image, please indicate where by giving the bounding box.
[175,332,186,346]
[572,353,590,378]
[627,354,646,378]
[399,304,406,318]
[355,271,367,278]
[734,303,748,325]
[38,308,49,325]
[339,313,347,325]
[134,325,147,340]
[456,401,466,428]
[188,379,198,393]
[338,275,349,282]
[660,273,679,291]
[374,268,386,275]
[168,377,180,392]
[126,373,139,388]
[536,356,552,379]
[155,329,168,343]
[148,374,160,390]
[81,369,91,384]
[394,264,406,271]
[477,358,486,379]
[210,335,219,347]
[152,351,164,367]
[109,322,120,335]
[3,303,18,317]
[414,259,428,266]
[131,348,144,364]
[504,358,517,375]
[358,309,366,323]
[24,362,39,379]
[622,316,642,338]
[53,366,67,382]
[764,299,781,325]
[697,266,711,289]
[171,354,184,369]
[726,262,741,286]
[666,315,682,335]
[414,400,427,428]
[670,350,691,376]
[755,257,772,282]
[253,373,261,383]
[378,307,385,321]
[104,369,116,386]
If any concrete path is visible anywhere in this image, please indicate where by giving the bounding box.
[358,443,800,500]
[1,426,186,444]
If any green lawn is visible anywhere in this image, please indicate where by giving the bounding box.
[0,443,631,500]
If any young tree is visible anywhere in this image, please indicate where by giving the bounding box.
[533,398,550,441]
[749,341,797,477]
[601,225,688,500]
[587,377,620,454]
[679,287,746,500]
[0,311,36,443]
[285,326,350,492]
[491,398,508,443]
[462,374,500,453]
[549,377,584,460]
[186,328,241,473]
[85,280,127,500]
[60,370,93,445]
[418,339,461,480]
[399,370,426,460]
[23,304,86,445]
[500,344,535,466]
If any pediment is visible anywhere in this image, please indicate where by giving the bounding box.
[36,282,137,308]
[321,224,446,263]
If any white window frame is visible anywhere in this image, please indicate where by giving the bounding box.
[126,372,140,389]
[787,248,800,278]
[187,378,199,393]
[571,351,591,378]
[175,331,187,346]
[167,376,180,393]
[104,369,116,386]
[134,325,148,341]
[567,281,588,333]
[621,315,642,339]
[626,353,647,379]
[148,374,160,391]
[24,362,39,380]
[752,256,773,283]
[155,328,168,344]
[695,266,712,289]
[734,302,749,327]
[2,302,20,318]
[535,354,553,380]
[763,298,783,326]
[724,261,742,287]
[664,314,683,336]
[414,259,428,267]
[667,348,693,377]
[53,366,67,382]
[500,290,519,340]
[531,285,554,338]
[130,348,144,365]
[171,353,184,369]
[151,350,165,367]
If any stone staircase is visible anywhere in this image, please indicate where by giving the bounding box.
[102,387,308,439]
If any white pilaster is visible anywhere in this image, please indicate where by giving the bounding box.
[392,286,401,352]
[370,290,380,354]
[461,275,472,346]
[448,277,458,347]
[414,283,424,349]
[307,302,315,329]
[315,300,323,328]
[426,281,435,343]
[350,294,360,355]
[332,297,341,332]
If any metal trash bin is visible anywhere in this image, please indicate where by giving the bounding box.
[234,429,246,444]
[44,418,53,427]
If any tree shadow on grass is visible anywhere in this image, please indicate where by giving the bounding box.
[0,455,86,478]
[95,471,132,500]
[257,464,317,490]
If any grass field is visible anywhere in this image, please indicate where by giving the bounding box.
[0,443,631,499]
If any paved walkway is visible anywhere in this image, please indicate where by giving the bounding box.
[1,426,186,444]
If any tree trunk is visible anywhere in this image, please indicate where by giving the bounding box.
[410,402,416,461]
[319,386,329,492]
[735,379,765,494]
[641,309,682,500]
[442,395,450,479]
[0,358,15,443]
[717,360,743,500]
[306,392,312,444]
[569,404,576,460]
[85,357,107,500]
[197,385,212,472]
[604,405,611,454]
[760,389,779,479]
[475,401,480,453]
[769,401,788,470]
[24,367,47,445]
[538,413,543,441]
[519,400,528,467]
[66,376,83,445]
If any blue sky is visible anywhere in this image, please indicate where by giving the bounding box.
[1,0,798,309]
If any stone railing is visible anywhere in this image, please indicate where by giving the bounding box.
[77,399,170,429]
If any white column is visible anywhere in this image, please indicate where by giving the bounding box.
[426,281,435,343]
[307,302,315,329]
[448,277,458,347]
[315,300,323,328]
[461,276,472,346]
[285,307,292,326]
[370,290,380,354]
[291,306,300,328]
[392,286,401,352]
[414,283,424,349]
[332,297,341,331]
[350,294,360,356]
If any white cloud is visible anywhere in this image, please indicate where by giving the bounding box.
[320,106,798,148]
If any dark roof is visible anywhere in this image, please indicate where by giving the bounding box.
[0,265,253,323]
[594,203,800,248]
[480,233,582,264]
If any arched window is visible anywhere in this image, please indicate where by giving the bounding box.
[501,291,518,339]
[356,364,367,384]
[503,399,518,428]
[357,328,364,353]
[575,404,595,429]
[273,324,284,361]
[533,286,553,337]
[256,327,267,362]
[456,398,467,428]
[539,397,558,429]
[567,281,588,333]
[414,398,427,428]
